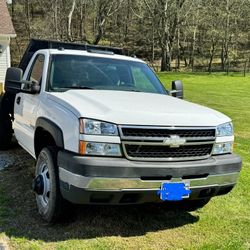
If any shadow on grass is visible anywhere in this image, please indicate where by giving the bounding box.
[0,148,199,242]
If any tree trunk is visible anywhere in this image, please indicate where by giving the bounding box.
[93,17,105,45]
[208,42,215,74]
[221,0,230,71]
[11,0,15,16]
[166,43,172,71]
[124,0,130,44]
[221,45,226,71]
[161,48,167,71]
[68,0,76,41]
[152,19,155,62]
[80,0,87,42]
[176,26,180,69]
[25,0,31,38]
[190,26,197,72]
[53,0,58,39]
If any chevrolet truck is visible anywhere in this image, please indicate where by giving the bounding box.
[0,39,242,222]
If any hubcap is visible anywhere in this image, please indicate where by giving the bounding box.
[35,162,50,208]
[32,174,44,195]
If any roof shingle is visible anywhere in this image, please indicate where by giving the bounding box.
[0,0,16,36]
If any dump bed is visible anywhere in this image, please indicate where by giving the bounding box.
[19,39,124,72]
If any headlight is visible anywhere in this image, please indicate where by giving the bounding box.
[79,141,121,156]
[212,142,233,155]
[213,122,234,155]
[216,122,233,137]
[80,118,118,136]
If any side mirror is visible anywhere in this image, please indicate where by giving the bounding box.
[4,67,23,93]
[171,80,183,99]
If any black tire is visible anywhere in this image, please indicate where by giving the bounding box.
[34,146,65,223]
[0,113,12,150]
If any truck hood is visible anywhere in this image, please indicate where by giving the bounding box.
[48,90,230,126]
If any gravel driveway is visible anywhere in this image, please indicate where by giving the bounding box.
[0,145,34,171]
[0,152,15,171]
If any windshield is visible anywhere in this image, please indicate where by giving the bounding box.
[48,55,166,94]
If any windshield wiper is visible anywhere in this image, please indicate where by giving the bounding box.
[63,86,94,90]
[122,89,141,92]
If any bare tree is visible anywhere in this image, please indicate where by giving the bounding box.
[92,0,124,45]
[8,0,250,73]
[68,0,76,41]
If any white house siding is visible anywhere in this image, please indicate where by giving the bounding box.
[0,36,11,84]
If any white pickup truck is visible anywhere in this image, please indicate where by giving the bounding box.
[0,39,242,222]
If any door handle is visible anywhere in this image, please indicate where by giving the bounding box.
[16,96,21,105]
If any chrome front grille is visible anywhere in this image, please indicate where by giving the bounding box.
[119,126,216,161]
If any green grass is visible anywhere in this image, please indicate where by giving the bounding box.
[0,72,249,249]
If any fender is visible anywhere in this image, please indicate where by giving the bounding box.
[35,117,64,148]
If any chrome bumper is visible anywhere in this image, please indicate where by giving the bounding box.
[59,167,240,191]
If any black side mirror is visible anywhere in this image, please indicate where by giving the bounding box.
[171,80,183,99]
[4,67,23,93]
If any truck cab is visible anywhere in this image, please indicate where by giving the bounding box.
[0,39,242,222]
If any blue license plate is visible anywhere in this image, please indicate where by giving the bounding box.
[157,182,191,201]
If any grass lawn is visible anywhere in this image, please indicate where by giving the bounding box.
[0,72,249,249]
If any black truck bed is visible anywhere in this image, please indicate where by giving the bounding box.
[19,39,124,72]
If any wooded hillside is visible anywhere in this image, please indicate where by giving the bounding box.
[9,0,250,72]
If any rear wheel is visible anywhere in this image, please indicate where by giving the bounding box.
[0,113,12,150]
[33,147,65,223]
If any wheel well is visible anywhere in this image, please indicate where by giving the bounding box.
[34,127,56,158]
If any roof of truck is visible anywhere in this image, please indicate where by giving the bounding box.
[43,49,145,63]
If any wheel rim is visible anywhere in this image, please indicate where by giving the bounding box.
[36,161,50,208]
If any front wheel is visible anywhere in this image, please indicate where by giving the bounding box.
[33,147,65,223]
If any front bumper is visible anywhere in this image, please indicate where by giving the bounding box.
[58,152,242,204]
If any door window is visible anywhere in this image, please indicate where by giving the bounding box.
[28,54,45,84]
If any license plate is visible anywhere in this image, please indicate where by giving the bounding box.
[157,182,191,201]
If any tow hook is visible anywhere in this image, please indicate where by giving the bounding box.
[32,175,44,195]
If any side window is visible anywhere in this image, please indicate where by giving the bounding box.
[28,54,45,84]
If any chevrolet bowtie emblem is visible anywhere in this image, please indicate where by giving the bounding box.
[163,135,186,148]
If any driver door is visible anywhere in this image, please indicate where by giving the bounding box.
[14,54,45,156]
